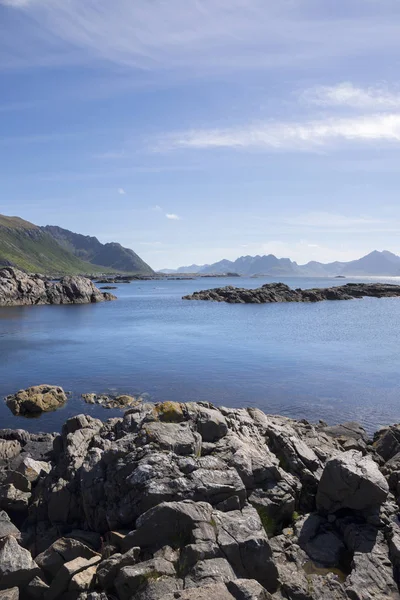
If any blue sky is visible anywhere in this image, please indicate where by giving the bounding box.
[1,0,400,270]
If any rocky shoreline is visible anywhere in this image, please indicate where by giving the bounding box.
[1,398,400,599]
[183,282,400,303]
[0,268,116,307]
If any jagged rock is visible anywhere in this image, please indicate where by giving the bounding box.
[69,564,97,592]
[0,589,19,600]
[123,500,213,552]
[185,558,236,588]
[5,385,67,416]
[0,441,21,462]
[0,535,39,590]
[97,547,140,589]
[115,558,176,600]
[194,407,228,443]
[0,513,20,541]
[0,267,116,307]
[297,514,346,567]
[138,422,202,456]
[226,579,272,600]
[16,457,51,482]
[46,555,100,600]
[316,451,389,514]
[164,584,235,600]
[374,425,400,462]
[35,538,100,580]
[213,506,279,593]
[24,576,49,599]
[82,393,142,409]
[0,485,30,512]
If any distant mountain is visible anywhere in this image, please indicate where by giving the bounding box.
[164,250,400,278]
[43,225,154,275]
[0,215,105,275]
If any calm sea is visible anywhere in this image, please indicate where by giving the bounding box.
[0,276,399,434]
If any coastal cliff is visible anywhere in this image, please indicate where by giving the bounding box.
[183,282,400,303]
[0,399,400,599]
[0,268,116,307]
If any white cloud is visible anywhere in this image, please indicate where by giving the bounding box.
[302,82,400,110]
[166,213,181,220]
[152,205,162,212]
[158,113,400,153]
[1,0,400,72]
[118,187,126,195]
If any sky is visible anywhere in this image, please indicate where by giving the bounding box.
[1,1,400,270]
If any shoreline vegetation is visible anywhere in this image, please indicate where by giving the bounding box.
[0,390,400,599]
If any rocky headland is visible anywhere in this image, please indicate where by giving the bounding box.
[1,398,400,599]
[0,268,116,307]
[183,282,400,304]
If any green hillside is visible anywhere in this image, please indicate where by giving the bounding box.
[0,215,111,275]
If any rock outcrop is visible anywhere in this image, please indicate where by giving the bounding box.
[5,385,68,416]
[183,282,400,303]
[0,267,116,307]
[0,401,400,599]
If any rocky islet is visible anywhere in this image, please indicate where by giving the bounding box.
[0,400,399,599]
[183,281,400,303]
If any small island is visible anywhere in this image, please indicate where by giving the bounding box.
[183,282,400,303]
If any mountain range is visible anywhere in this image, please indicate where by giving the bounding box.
[160,250,400,277]
[0,215,153,276]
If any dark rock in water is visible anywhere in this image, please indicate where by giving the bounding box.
[0,267,116,307]
[0,400,400,599]
[82,393,142,410]
[183,282,400,304]
[99,286,118,290]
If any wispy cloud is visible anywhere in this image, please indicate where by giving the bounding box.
[118,187,126,195]
[166,213,181,220]
[302,82,400,110]
[1,1,400,72]
[157,113,400,153]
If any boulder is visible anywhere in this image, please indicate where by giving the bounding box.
[0,535,40,590]
[123,500,213,552]
[6,385,67,416]
[115,558,176,600]
[0,513,20,541]
[316,451,389,514]
[96,547,140,589]
[0,441,21,462]
[45,555,100,600]
[164,584,235,600]
[35,538,100,580]
[195,407,228,443]
[139,422,202,456]
[16,457,51,482]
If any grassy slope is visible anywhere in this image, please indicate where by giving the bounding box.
[0,216,112,275]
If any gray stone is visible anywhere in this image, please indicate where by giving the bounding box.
[4,471,31,493]
[0,441,21,462]
[115,558,176,600]
[46,555,100,600]
[35,538,100,580]
[0,535,39,590]
[226,579,272,600]
[139,422,202,456]
[0,513,20,541]
[16,457,51,483]
[185,558,236,589]
[316,450,388,513]
[196,408,228,442]
[213,506,279,593]
[96,547,140,589]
